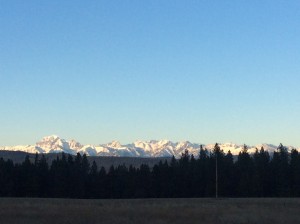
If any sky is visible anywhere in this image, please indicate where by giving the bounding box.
[1,0,300,146]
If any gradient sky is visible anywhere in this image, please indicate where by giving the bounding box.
[1,1,300,146]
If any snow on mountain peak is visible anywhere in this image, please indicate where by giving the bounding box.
[177,141,192,148]
[68,139,82,149]
[40,135,59,142]
[36,135,69,150]
[1,135,299,158]
[106,141,122,148]
[157,140,172,147]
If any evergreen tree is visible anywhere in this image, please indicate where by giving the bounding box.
[36,154,49,197]
[97,166,107,198]
[253,147,270,197]
[114,164,129,198]
[135,164,151,198]
[223,150,235,196]
[106,165,116,198]
[270,144,290,196]
[87,161,98,198]
[235,144,254,197]
[126,165,137,198]
[289,149,300,196]
[0,158,14,196]
[1,144,300,199]
[211,143,225,197]
[196,145,209,197]
[177,149,191,197]
[22,155,38,197]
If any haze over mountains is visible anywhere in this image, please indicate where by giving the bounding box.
[0,135,297,158]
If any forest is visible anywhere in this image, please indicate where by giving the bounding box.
[0,143,300,198]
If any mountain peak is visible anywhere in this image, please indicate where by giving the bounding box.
[36,135,69,151]
[42,135,61,141]
[69,139,82,149]
[1,135,299,158]
[157,140,172,146]
[107,141,122,148]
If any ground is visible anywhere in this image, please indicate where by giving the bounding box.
[0,198,299,224]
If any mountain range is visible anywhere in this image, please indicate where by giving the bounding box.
[0,135,298,158]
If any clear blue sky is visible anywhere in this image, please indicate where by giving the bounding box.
[1,0,300,146]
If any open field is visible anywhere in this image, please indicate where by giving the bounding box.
[0,198,299,224]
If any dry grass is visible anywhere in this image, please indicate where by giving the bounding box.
[0,198,299,224]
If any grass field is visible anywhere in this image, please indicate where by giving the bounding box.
[0,198,299,224]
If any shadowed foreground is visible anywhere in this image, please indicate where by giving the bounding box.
[0,198,299,224]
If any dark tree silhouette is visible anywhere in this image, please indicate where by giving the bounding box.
[0,143,299,198]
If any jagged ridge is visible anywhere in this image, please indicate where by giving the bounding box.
[0,135,298,158]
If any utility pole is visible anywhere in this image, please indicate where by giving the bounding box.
[216,151,218,199]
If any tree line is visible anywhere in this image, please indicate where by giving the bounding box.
[0,143,300,198]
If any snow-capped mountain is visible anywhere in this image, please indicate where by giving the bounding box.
[0,135,298,158]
